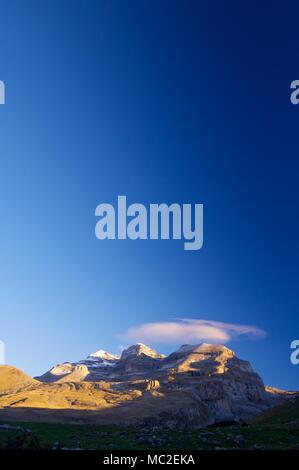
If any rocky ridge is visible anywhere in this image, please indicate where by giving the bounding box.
[0,343,294,428]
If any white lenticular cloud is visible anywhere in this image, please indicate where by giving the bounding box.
[121,319,266,344]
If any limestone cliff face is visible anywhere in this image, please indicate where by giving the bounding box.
[152,343,271,422]
[0,344,293,428]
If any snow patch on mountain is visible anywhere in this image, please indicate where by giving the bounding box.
[87,350,120,362]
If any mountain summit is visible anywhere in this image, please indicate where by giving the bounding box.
[87,350,120,362]
[120,343,165,360]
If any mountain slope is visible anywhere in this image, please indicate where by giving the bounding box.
[253,395,299,426]
[0,366,36,394]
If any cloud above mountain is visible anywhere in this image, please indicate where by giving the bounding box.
[120,319,266,344]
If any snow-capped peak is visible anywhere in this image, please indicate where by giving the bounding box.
[87,350,120,362]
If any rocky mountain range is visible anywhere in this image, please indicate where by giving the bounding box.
[0,343,296,428]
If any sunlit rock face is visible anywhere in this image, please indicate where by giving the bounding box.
[1,344,292,428]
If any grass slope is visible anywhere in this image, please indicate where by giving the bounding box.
[253,397,299,426]
[0,420,299,450]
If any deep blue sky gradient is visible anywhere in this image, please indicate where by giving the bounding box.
[0,1,298,388]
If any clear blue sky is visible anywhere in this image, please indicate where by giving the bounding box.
[0,1,298,389]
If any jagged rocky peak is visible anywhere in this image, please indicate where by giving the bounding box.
[120,343,165,360]
[86,350,120,362]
